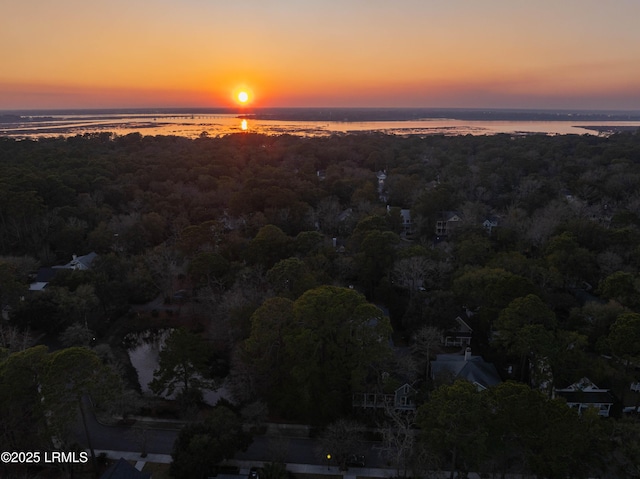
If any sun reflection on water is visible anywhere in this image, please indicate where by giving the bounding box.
[241,119,248,131]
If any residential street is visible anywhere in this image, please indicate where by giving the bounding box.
[76,405,387,467]
[76,407,179,455]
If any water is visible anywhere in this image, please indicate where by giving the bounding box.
[2,110,640,138]
[125,328,171,395]
[125,328,233,406]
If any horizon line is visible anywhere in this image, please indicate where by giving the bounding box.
[3,106,640,113]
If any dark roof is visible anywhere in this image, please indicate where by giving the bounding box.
[440,211,462,221]
[100,458,151,479]
[35,267,58,283]
[556,390,615,405]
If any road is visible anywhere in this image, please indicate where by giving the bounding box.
[76,405,386,467]
[76,406,178,455]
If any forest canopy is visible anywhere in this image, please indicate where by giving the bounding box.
[3,130,640,477]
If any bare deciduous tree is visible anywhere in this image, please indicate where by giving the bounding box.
[0,322,33,352]
[144,244,181,300]
[412,325,442,379]
[317,419,364,470]
[393,256,430,295]
[379,407,421,478]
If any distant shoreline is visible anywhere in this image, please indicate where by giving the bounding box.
[2,109,640,139]
[3,107,640,123]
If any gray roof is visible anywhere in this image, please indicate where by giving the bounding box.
[55,251,98,270]
[431,353,502,389]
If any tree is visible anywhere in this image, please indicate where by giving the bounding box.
[411,325,442,379]
[544,330,589,390]
[453,267,538,313]
[414,183,457,236]
[0,321,33,352]
[170,405,252,479]
[453,232,494,267]
[187,252,231,290]
[486,381,541,476]
[417,380,489,479]
[392,255,431,296]
[240,286,392,423]
[598,271,640,309]
[10,287,73,334]
[355,229,399,295]
[144,243,181,300]
[0,259,27,309]
[59,321,95,347]
[266,257,316,299]
[494,294,557,380]
[241,297,295,404]
[294,230,325,256]
[380,408,421,478]
[571,300,626,351]
[150,328,212,411]
[605,418,640,477]
[607,312,640,365]
[177,220,225,255]
[545,232,598,286]
[247,224,292,269]
[41,347,119,474]
[318,419,364,471]
[72,283,100,327]
[0,346,49,453]
[524,397,601,479]
[289,286,393,422]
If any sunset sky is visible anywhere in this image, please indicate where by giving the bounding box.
[2,0,640,110]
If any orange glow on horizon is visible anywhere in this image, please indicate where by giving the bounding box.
[3,1,640,110]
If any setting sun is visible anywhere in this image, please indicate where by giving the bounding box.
[232,86,253,107]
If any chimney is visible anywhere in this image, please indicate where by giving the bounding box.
[464,347,472,361]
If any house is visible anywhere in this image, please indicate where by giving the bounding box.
[385,206,414,238]
[352,383,418,411]
[394,383,418,410]
[399,209,414,237]
[377,170,388,202]
[337,208,353,223]
[54,252,98,271]
[554,377,614,417]
[376,170,387,185]
[431,348,501,390]
[29,252,98,291]
[482,216,499,235]
[435,211,462,236]
[442,311,473,347]
[100,458,151,479]
[28,267,58,291]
